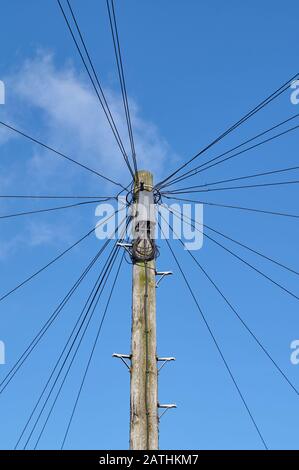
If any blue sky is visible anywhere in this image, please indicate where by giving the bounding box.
[0,0,299,450]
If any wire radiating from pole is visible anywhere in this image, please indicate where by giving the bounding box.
[106,0,138,174]
[0,242,109,395]
[0,120,125,189]
[0,199,104,220]
[0,209,122,303]
[159,221,268,449]
[164,179,299,195]
[161,210,299,397]
[156,72,299,189]
[57,0,134,179]
[159,112,299,189]
[163,195,299,220]
[163,164,299,193]
[61,251,125,449]
[32,244,122,450]
[161,204,299,302]
[17,229,121,449]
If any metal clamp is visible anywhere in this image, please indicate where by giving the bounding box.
[112,353,131,370]
[158,403,177,419]
[157,356,176,373]
[155,271,173,288]
[116,242,132,255]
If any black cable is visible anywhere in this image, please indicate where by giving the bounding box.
[0,225,95,303]
[156,72,299,189]
[0,195,115,200]
[205,223,299,277]
[176,123,299,184]
[163,164,299,193]
[18,231,121,449]
[35,218,132,451]
[161,204,299,302]
[61,251,125,449]
[65,0,134,178]
[0,199,104,220]
[0,211,122,394]
[66,0,134,178]
[159,220,268,449]
[0,120,124,189]
[0,208,121,304]
[31,218,129,449]
[161,203,299,276]
[160,112,299,189]
[106,0,138,175]
[163,195,299,219]
[162,211,299,397]
[57,0,134,179]
[165,179,299,195]
[32,242,122,450]
[0,240,109,395]
[112,0,138,174]
[18,218,129,449]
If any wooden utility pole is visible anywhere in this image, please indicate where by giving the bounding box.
[130,170,159,450]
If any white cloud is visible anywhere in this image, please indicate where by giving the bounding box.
[0,52,178,254]
[0,234,23,260]
[0,220,74,260]
[9,52,177,186]
[26,221,63,247]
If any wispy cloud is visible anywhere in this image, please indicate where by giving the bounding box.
[0,221,72,260]
[0,52,177,253]
[0,234,23,260]
[26,221,69,247]
[8,52,177,186]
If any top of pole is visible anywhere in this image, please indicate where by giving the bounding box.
[134,170,153,198]
[132,170,156,262]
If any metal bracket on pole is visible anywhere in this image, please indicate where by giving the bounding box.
[116,242,133,256]
[157,356,176,373]
[112,353,131,371]
[158,403,177,420]
[155,271,173,288]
